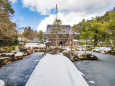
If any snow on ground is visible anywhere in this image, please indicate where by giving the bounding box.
[26,54,89,86]
[25,43,45,48]
[2,53,14,56]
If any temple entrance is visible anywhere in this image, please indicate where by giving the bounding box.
[59,41,63,46]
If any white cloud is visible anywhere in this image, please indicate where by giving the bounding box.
[37,12,104,32]
[37,14,55,32]
[21,0,113,32]
[22,0,113,15]
[9,0,17,4]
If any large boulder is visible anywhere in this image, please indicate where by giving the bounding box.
[26,50,33,55]
[63,51,79,62]
[14,52,24,60]
[81,53,98,60]
[2,53,15,61]
[109,50,115,55]
[2,53,14,57]
[0,57,11,66]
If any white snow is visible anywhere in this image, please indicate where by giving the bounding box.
[89,81,95,84]
[14,52,24,57]
[77,51,85,58]
[0,57,10,60]
[35,60,39,62]
[26,54,89,86]
[2,53,14,56]
[66,47,71,51]
[99,47,111,53]
[25,43,45,48]
[92,47,111,53]
[0,80,5,86]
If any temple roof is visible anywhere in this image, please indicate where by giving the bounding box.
[46,25,75,34]
[30,37,40,43]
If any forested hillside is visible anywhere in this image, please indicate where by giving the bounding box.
[72,8,115,47]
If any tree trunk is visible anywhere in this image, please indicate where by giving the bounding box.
[94,35,98,47]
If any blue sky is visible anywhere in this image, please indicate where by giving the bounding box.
[10,0,48,30]
[9,0,114,32]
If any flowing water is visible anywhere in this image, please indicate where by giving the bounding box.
[0,51,115,86]
[75,51,115,86]
[0,52,43,86]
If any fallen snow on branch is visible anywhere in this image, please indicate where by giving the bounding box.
[26,54,89,86]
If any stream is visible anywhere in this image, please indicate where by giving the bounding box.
[75,51,115,86]
[0,52,43,86]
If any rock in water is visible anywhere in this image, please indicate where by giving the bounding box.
[0,80,7,86]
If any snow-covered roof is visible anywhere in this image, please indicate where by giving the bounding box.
[46,25,75,34]
[30,37,40,43]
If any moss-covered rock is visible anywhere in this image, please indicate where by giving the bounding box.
[39,49,45,52]
[63,51,79,62]
[15,56,23,60]
[59,48,65,53]
[81,53,98,60]
[109,50,115,55]
[0,57,11,66]
[51,47,60,54]
[71,57,76,62]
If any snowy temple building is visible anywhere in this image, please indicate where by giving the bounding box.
[43,25,79,46]
[43,4,79,46]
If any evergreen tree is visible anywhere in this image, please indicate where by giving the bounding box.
[0,0,17,46]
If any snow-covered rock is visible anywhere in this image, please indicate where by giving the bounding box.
[14,52,24,59]
[0,80,7,86]
[0,57,11,65]
[99,47,111,53]
[77,51,85,58]
[14,52,24,57]
[2,53,14,56]
[25,43,45,49]
[92,47,100,52]
[92,47,111,53]
[26,54,89,86]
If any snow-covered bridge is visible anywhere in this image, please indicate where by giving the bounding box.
[26,54,89,86]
